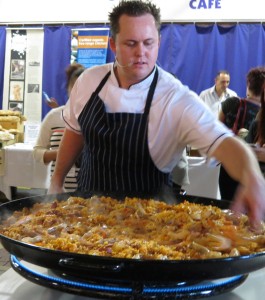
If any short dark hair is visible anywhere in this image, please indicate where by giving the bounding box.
[108,0,161,40]
[216,70,230,78]
[247,66,265,97]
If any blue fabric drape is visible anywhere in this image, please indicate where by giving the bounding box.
[42,26,71,118]
[42,24,114,118]
[157,23,265,98]
[1,24,265,116]
[0,27,6,109]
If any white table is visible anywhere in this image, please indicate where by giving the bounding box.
[183,156,220,199]
[0,146,220,201]
[0,143,50,200]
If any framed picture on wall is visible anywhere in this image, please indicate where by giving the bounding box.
[9,81,24,101]
[10,59,25,80]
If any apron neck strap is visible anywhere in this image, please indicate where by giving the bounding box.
[95,68,158,116]
[144,68,158,115]
[94,71,111,95]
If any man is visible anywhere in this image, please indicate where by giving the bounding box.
[199,70,237,117]
[49,0,265,226]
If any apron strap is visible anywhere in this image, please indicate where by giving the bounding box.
[94,71,111,95]
[144,68,159,115]
[94,68,158,116]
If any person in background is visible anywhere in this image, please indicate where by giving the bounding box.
[218,66,265,201]
[199,70,237,117]
[33,63,85,192]
[245,83,265,177]
[45,97,59,109]
[49,0,265,226]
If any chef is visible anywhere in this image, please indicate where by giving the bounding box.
[49,0,265,226]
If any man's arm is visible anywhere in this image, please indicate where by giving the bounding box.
[212,136,265,226]
[48,128,84,194]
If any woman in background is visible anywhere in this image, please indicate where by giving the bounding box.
[245,83,265,176]
[33,63,85,192]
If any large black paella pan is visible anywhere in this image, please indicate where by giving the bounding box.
[0,192,265,283]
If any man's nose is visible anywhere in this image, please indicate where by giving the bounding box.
[135,43,144,56]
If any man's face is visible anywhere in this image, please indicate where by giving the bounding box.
[110,14,160,87]
[215,73,230,93]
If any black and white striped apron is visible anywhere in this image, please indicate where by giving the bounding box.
[77,68,169,195]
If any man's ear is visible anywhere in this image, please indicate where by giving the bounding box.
[109,37,116,53]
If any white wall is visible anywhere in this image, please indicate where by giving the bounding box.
[0,0,264,24]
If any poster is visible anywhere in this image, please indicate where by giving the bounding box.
[72,28,109,68]
[3,28,44,123]
[7,29,27,114]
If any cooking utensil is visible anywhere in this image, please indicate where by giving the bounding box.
[1,192,265,283]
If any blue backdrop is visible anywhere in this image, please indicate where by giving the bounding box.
[0,23,265,119]
[0,26,6,111]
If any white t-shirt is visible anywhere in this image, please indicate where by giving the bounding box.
[63,64,233,173]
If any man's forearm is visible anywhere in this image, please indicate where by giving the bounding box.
[212,136,262,185]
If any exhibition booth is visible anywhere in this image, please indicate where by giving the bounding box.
[0,2,264,299]
[0,0,263,199]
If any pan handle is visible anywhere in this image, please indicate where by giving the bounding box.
[58,258,124,273]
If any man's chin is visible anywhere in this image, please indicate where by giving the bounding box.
[131,67,152,79]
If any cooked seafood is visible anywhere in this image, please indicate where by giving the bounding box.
[1,196,265,260]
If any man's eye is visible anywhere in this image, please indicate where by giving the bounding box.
[144,40,154,46]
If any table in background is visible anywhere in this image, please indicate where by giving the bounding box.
[0,143,50,200]
[183,156,220,199]
[0,145,220,201]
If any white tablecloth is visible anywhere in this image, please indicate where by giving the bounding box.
[183,156,220,199]
[0,146,220,201]
[0,143,51,199]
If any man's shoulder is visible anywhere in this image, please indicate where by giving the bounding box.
[157,67,185,91]
[199,86,214,97]
[77,63,113,92]
[226,88,237,97]
[83,63,112,78]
